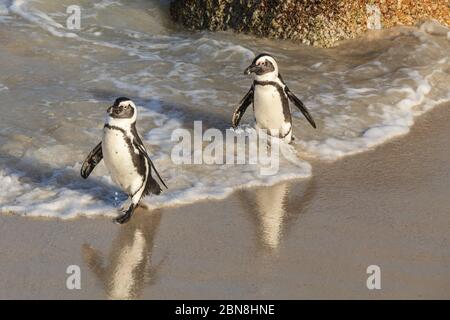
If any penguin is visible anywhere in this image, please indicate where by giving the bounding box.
[232,53,316,143]
[80,97,167,224]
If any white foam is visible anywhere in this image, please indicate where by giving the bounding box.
[0,136,312,218]
[298,37,449,160]
[9,0,78,38]
[300,85,431,159]
[0,168,114,218]
[94,0,122,9]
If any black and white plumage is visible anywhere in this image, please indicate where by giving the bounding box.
[232,53,316,143]
[81,97,167,224]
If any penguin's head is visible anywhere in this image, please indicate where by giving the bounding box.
[244,53,279,80]
[107,97,137,122]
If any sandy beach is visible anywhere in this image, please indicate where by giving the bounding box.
[1,102,448,300]
[1,0,450,301]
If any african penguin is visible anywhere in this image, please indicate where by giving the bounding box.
[81,97,167,224]
[232,53,316,143]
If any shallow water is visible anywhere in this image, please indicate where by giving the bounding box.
[0,0,449,218]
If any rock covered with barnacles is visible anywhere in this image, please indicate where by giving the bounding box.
[169,0,450,47]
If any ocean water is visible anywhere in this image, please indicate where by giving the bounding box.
[0,0,449,218]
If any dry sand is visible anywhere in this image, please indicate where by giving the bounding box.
[0,103,449,299]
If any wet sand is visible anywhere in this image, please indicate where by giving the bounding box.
[0,103,449,299]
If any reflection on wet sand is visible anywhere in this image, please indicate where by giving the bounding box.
[254,183,289,250]
[82,207,163,300]
[239,179,316,251]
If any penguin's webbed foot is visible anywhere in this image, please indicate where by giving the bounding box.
[114,204,136,224]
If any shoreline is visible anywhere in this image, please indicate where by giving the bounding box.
[0,101,449,299]
[3,100,449,222]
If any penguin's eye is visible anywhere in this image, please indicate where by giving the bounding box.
[124,105,129,109]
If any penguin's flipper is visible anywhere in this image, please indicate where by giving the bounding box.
[284,87,316,129]
[146,156,167,190]
[232,86,254,128]
[81,142,103,179]
[130,129,168,191]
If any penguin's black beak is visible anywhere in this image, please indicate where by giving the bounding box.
[244,63,260,75]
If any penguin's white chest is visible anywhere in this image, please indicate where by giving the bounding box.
[253,85,288,133]
[102,128,143,194]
